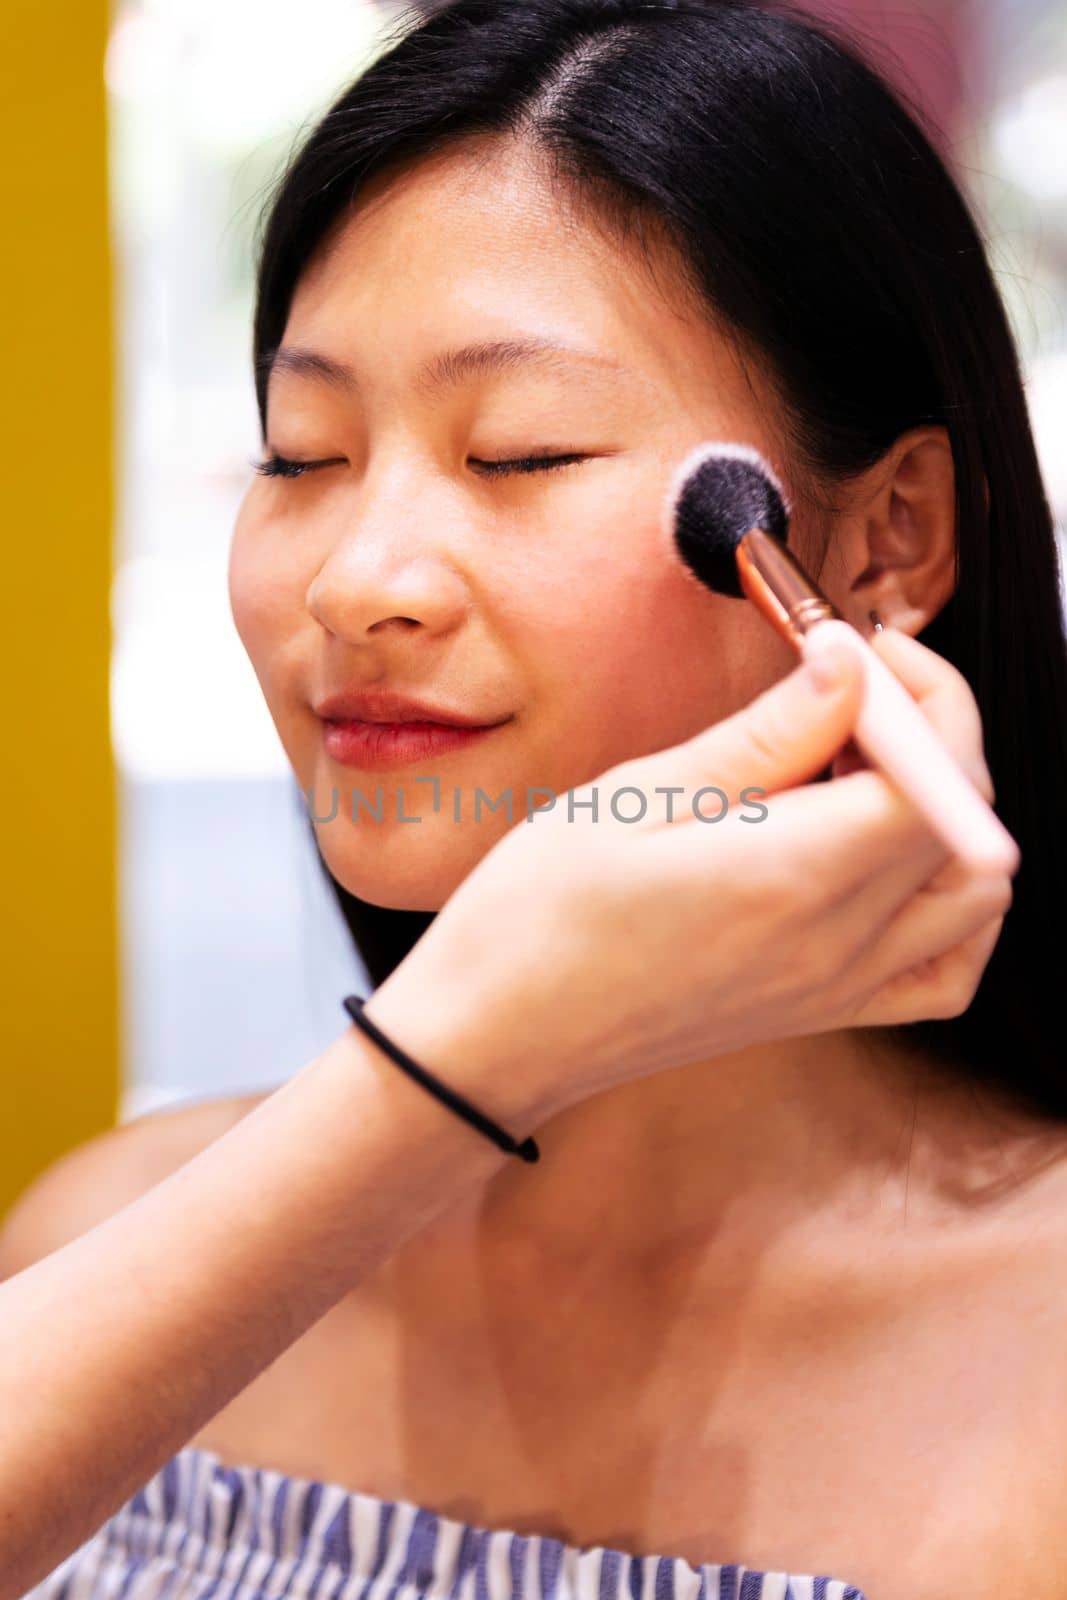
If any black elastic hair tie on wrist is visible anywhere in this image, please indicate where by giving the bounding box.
[342,994,541,1164]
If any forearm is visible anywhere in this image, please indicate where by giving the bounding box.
[0,975,555,1599]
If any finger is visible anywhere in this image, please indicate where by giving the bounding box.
[605,635,867,828]
[749,767,952,912]
[722,770,1004,1007]
[845,873,1011,1026]
[646,768,954,1001]
[865,627,993,802]
[871,855,1012,981]
[827,826,998,957]
[849,915,1005,1028]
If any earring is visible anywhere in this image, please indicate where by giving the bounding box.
[868,609,884,633]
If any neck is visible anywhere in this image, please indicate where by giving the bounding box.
[417,1029,1053,1277]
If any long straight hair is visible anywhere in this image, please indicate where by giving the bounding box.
[252,0,1067,1117]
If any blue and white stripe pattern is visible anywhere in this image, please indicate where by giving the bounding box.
[19,1445,868,1600]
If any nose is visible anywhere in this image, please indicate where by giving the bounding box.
[305,474,470,643]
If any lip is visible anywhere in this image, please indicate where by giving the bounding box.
[321,719,508,771]
[314,689,506,727]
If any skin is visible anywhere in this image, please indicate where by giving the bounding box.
[228,131,1058,1281]
[0,126,1044,1600]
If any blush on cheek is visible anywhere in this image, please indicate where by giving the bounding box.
[573,575,784,760]
[227,586,276,673]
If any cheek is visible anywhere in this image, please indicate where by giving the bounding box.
[227,512,305,695]
[226,512,326,790]
[516,533,778,782]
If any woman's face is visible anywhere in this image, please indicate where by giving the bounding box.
[229,136,806,911]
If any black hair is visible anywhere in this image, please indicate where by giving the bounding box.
[251,0,1067,1116]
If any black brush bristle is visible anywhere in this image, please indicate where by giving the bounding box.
[671,448,790,599]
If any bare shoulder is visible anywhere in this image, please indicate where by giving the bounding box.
[0,1088,271,1280]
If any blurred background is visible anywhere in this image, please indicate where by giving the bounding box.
[2,0,1066,1203]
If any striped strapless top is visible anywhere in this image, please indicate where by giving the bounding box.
[18,1445,868,1600]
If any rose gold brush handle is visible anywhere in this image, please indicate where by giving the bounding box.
[737,530,1020,875]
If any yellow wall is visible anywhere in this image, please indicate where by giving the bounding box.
[0,0,120,1213]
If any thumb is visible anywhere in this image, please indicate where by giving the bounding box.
[629,625,868,823]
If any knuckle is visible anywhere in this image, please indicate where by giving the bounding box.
[924,985,962,1021]
[966,750,995,804]
[981,875,1014,918]
[939,709,983,773]
[919,647,979,715]
[925,677,985,764]
[944,660,978,710]
[935,962,981,1019]
[960,752,995,806]
[964,871,1013,922]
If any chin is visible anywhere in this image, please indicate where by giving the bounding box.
[346,884,447,913]
[314,831,484,915]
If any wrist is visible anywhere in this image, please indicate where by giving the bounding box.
[361,952,567,1146]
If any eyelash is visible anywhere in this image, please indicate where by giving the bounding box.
[472,453,587,477]
[251,452,587,480]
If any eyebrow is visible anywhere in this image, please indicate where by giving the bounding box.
[258,337,640,401]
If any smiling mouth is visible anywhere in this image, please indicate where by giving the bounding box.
[320,716,511,771]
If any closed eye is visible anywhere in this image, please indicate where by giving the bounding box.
[251,451,591,480]
[252,453,346,479]
[469,453,588,477]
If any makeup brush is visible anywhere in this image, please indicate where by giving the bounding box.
[663,441,1020,875]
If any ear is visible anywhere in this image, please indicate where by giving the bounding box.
[817,427,958,636]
